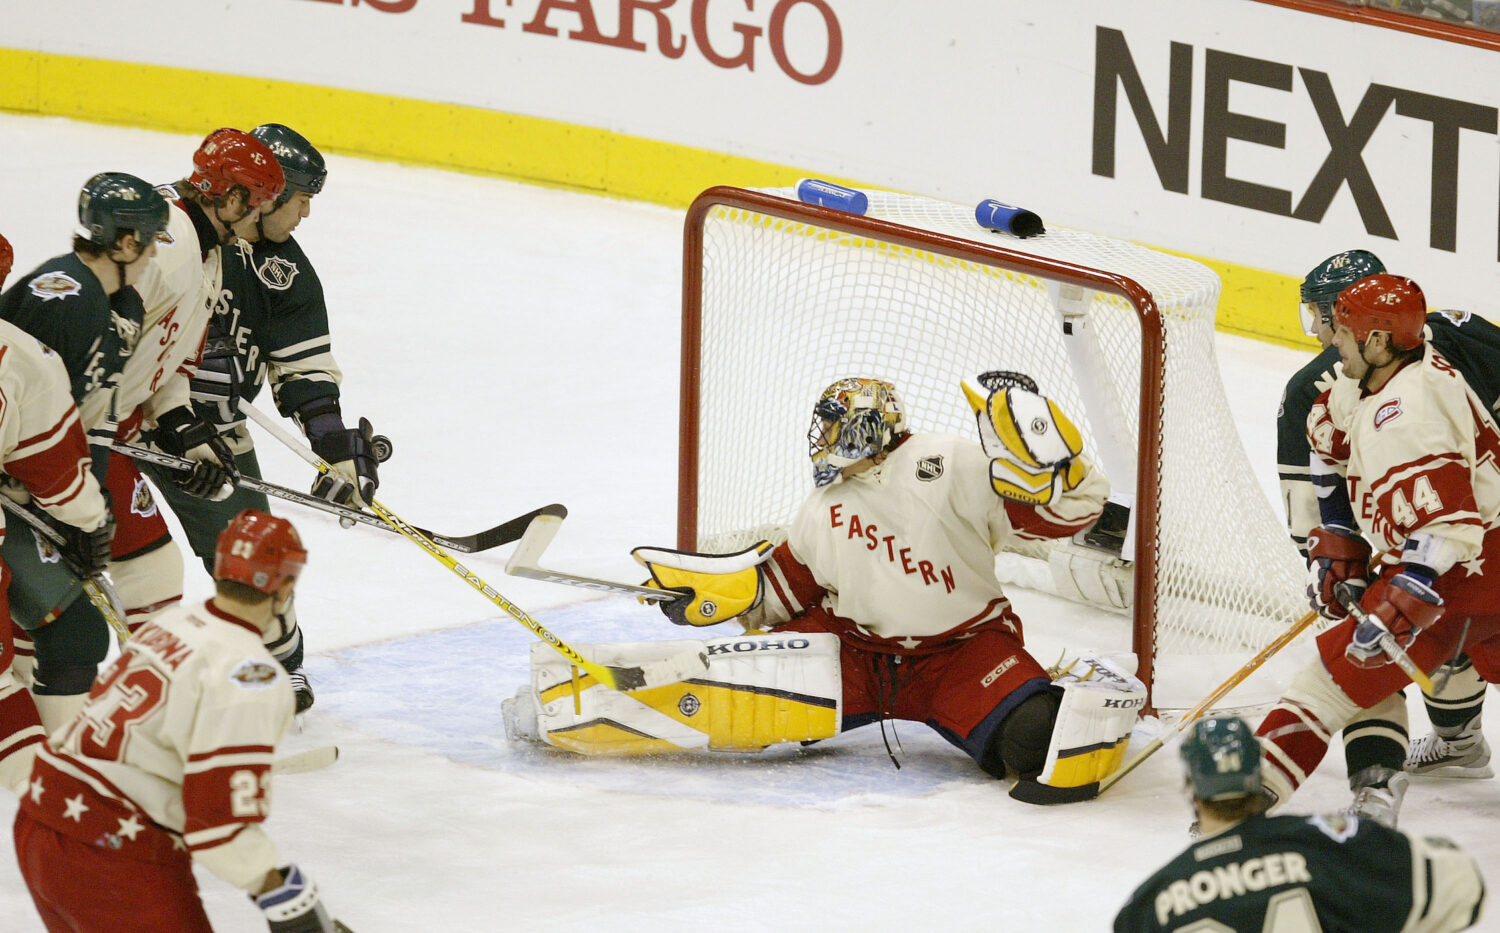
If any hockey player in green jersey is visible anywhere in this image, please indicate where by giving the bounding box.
[1278,251,1498,796]
[1113,716,1485,933]
[148,124,381,714]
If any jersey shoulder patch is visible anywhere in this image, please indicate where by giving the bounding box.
[914,454,944,482]
[255,254,300,291]
[1373,398,1403,430]
[230,659,281,689]
[28,272,82,302]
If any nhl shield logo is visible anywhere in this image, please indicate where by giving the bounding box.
[256,256,299,291]
[915,455,944,482]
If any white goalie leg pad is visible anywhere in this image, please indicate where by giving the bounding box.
[1035,655,1146,790]
[515,632,842,756]
[1046,542,1133,611]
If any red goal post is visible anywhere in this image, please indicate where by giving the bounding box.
[677,185,1309,712]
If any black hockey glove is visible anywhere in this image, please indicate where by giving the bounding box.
[309,417,381,507]
[151,406,237,501]
[251,864,340,933]
[41,496,116,577]
[188,331,246,424]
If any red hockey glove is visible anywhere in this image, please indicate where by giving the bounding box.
[1345,572,1444,669]
[1306,523,1371,621]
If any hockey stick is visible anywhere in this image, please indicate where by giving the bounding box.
[272,744,339,775]
[110,442,540,554]
[237,404,706,692]
[505,508,672,601]
[0,498,130,641]
[1094,608,1322,797]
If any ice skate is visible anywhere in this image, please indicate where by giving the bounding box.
[288,668,315,715]
[1405,719,1493,779]
[1343,766,1409,828]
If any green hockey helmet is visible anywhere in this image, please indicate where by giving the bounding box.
[1299,249,1385,336]
[1180,716,1262,801]
[75,172,170,248]
[251,123,326,206]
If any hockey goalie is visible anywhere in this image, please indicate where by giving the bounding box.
[504,374,1145,802]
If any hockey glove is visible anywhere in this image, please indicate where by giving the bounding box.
[961,372,1085,506]
[1306,523,1372,621]
[1345,571,1444,669]
[309,418,380,507]
[42,497,115,577]
[252,864,339,933]
[151,406,236,501]
[188,331,246,425]
[633,541,775,626]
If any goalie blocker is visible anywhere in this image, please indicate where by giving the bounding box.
[503,634,1143,801]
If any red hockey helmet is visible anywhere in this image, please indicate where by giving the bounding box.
[1333,273,1427,351]
[214,509,307,593]
[0,232,11,290]
[189,128,286,209]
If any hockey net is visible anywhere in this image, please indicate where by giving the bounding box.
[677,185,1310,711]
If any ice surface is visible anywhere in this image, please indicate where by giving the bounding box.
[0,115,1493,932]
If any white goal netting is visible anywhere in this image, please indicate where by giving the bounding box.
[679,186,1310,709]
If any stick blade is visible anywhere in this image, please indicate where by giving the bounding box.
[1008,778,1100,805]
[272,745,340,775]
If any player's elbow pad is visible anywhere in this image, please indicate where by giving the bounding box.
[632,541,775,626]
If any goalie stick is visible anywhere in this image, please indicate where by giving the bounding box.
[0,498,130,641]
[505,508,673,601]
[1092,607,1322,798]
[236,403,705,693]
[110,442,545,554]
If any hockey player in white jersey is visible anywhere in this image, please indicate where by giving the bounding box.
[14,510,347,932]
[0,315,114,794]
[1256,273,1500,826]
[508,375,1146,802]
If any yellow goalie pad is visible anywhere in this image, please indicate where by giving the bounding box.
[515,633,842,756]
[1036,655,1146,790]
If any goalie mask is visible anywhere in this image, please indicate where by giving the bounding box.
[808,378,907,487]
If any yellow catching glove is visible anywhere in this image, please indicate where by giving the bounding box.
[961,371,1086,506]
[631,541,776,627]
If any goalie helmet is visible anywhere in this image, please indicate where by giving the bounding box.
[214,509,307,594]
[1299,249,1384,337]
[75,172,170,248]
[189,128,286,209]
[1334,273,1426,351]
[808,377,907,487]
[1180,716,1262,802]
[251,123,327,206]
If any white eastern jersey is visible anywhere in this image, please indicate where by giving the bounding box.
[0,318,109,536]
[23,600,294,890]
[1310,344,1500,565]
[120,196,220,430]
[772,433,1106,644]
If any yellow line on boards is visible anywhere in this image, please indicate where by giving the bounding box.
[0,48,1311,349]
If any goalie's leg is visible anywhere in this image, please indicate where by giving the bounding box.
[506,633,842,756]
